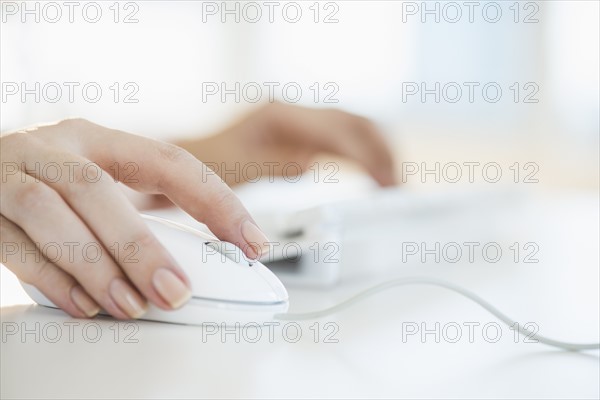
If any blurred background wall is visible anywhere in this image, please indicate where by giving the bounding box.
[2,0,598,189]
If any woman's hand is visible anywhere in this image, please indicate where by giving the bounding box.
[177,102,397,187]
[0,119,269,319]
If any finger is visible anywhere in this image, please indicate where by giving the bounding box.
[0,214,100,318]
[0,169,146,319]
[273,106,397,186]
[347,116,397,186]
[119,184,173,210]
[317,113,397,186]
[50,120,270,259]
[17,141,191,311]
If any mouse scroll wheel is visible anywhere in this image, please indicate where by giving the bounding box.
[204,241,254,266]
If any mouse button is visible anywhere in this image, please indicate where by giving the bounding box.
[204,241,251,265]
[186,252,284,304]
[250,263,289,302]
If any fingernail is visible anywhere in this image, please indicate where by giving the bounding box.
[109,278,147,319]
[70,285,100,318]
[241,220,270,260]
[152,268,191,309]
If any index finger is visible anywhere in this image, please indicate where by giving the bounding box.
[59,119,270,260]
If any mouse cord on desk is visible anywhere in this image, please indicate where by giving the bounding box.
[274,277,600,352]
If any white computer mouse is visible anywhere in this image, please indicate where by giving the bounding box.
[20,214,289,326]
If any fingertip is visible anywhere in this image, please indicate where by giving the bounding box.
[108,278,148,319]
[240,220,271,260]
[152,268,192,310]
[70,285,101,318]
[371,166,398,187]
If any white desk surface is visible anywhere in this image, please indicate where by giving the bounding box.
[1,183,599,399]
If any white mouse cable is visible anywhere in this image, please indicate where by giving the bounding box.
[274,277,600,351]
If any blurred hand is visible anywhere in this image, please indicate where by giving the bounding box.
[177,102,397,187]
[0,119,269,319]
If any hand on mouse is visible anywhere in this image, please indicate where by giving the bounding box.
[176,102,397,187]
[0,118,270,319]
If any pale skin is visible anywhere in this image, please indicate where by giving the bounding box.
[0,102,396,320]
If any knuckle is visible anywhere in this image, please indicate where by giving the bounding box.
[213,189,237,207]
[155,144,196,192]
[206,190,244,223]
[65,161,113,197]
[2,131,25,144]
[22,258,53,286]
[1,131,36,155]
[261,101,284,119]
[157,143,193,164]
[124,229,159,257]
[16,182,60,213]
[56,117,91,130]
[191,188,238,224]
